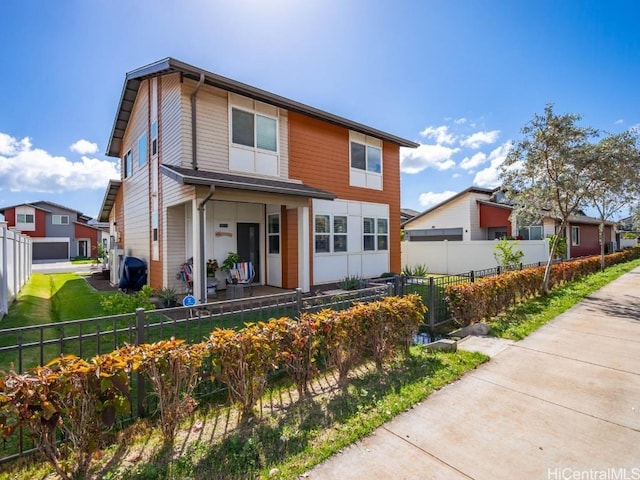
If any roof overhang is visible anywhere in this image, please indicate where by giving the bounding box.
[107,57,419,157]
[161,165,336,200]
[98,179,122,222]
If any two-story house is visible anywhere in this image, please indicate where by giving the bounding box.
[0,200,108,260]
[98,58,417,301]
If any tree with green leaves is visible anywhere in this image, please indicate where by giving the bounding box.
[584,130,640,269]
[500,104,599,292]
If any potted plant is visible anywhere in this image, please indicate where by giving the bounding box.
[157,287,178,308]
[221,252,242,284]
[207,259,219,277]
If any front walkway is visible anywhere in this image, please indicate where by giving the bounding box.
[307,268,640,479]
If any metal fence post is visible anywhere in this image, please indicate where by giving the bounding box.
[428,277,435,336]
[470,270,475,283]
[386,282,394,297]
[295,288,303,317]
[135,308,146,417]
[394,274,402,296]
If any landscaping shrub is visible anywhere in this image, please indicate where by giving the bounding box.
[0,354,131,480]
[121,339,208,447]
[445,248,640,326]
[207,322,281,420]
[99,285,155,315]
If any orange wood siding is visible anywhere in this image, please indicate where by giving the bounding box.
[3,208,15,228]
[74,223,100,255]
[33,209,47,237]
[288,112,401,274]
[478,203,512,236]
[283,208,299,289]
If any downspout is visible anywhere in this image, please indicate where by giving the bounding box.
[198,186,215,303]
[191,73,205,171]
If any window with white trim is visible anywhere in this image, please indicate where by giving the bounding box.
[52,215,69,225]
[351,142,382,173]
[314,214,348,253]
[571,226,580,245]
[17,214,34,224]
[314,215,330,253]
[268,214,280,254]
[349,132,383,190]
[518,225,543,240]
[363,217,388,251]
[123,150,132,179]
[231,107,277,152]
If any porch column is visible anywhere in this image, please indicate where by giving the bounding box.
[191,198,203,302]
[297,205,310,293]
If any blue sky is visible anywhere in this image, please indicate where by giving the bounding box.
[0,0,638,219]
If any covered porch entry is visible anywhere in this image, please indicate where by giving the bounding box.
[162,166,335,303]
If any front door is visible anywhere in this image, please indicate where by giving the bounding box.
[78,240,89,258]
[237,223,260,283]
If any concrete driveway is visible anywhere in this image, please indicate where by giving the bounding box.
[307,268,640,479]
[31,260,101,275]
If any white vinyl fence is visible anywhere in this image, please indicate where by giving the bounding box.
[401,239,550,275]
[1,226,32,319]
[619,237,638,249]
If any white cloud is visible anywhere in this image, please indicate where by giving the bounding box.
[454,117,467,125]
[70,139,99,155]
[452,173,461,178]
[0,132,120,193]
[418,190,458,209]
[400,144,458,174]
[614,119,624,125]
[419,125,456,145]
[460,152,487,170]
[472,142,511,187]
[460,130,500,149]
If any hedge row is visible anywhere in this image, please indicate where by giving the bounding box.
[0,295,425,479]
[445,248,640,326]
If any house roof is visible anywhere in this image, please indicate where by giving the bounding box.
[476,199,514,211]
[0,203,52,214]
[402,186,494,228]
[567,215,616,227]
[106,57,419,157]
[161,165,337,200]
[98,179,122,222]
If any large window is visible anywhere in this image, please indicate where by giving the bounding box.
[232,108,277,152]
[363,217,388,251]
[123,150,132,179]
[52,215,69,225]
[351,142,382,173]
[572,226,580,245]
[518,225,543,240]
[314,214,347,253]
[268,214,280,254]
[17,214,34,224]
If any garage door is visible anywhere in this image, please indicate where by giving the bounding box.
[33,242,69,260]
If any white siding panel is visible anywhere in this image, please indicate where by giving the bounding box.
[468,192,489,240]
[160,73,185,166]
[278,111,289,178]
[191,83,229,172]
[406,194,473,240]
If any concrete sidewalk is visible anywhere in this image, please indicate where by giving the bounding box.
[306,268,640,479]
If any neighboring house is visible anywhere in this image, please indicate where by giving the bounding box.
[400,208,420,224]
[402,186,615,258]
[98,58,417,299]
[0,200,109,260]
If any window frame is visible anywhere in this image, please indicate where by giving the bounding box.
[363,217,389,252]
[16,213,34,224]
[52,215,69,225]
[350,140,383,174]
[314,214,348,254]
[138,133,148,167]
[151,121,158,156]
[231,106,278,153]
[571,226,580,245]
[123,150,132,179]
[267,213,280,255]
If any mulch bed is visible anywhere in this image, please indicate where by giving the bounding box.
[84,271,118,292]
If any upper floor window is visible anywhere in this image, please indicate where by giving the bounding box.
[123,150,132,179]
[231,108,277,152]
[17,213,34,224]
[52,215,69,225]
[349,132,383,190]
[139,134,147,167]
[151,121,158,156]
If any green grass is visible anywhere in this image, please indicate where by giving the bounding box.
[490,258,640,340]
[70,258,98,264]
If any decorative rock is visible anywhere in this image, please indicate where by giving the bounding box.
[269,467,279,477]
[424,338,457,352]
[449,322,490,338]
